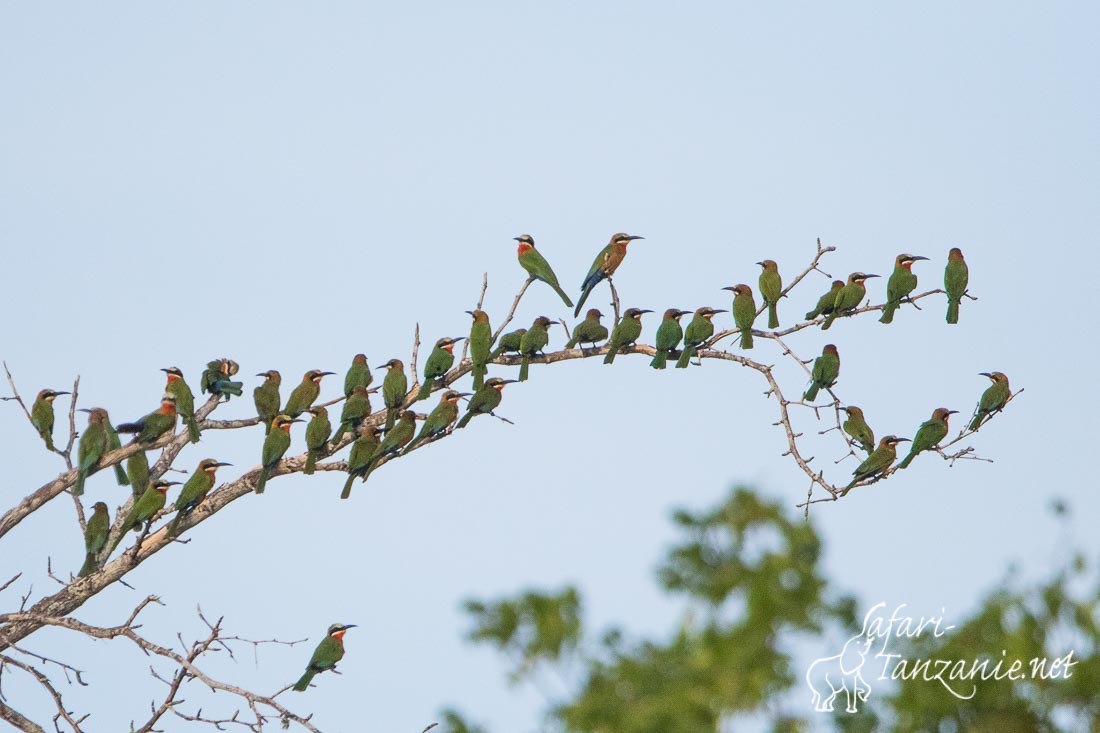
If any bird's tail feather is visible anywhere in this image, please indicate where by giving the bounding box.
[897,452,915,469]
[113,464,129,486]
[946,300,960,324]
[304,451,317,475]
[78,553,98,578]
[767,303,779,329]
[417,381,433,400]
[519,357,530,382]
[804,384,820,401]
[675,345,694,368]
[739,330,753,349]
[650,350,667,369]
[292,670,315,692]
[456,412,473,430]
[879,302,897,324]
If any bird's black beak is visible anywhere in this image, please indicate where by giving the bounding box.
[256,372,268,377]
[452,336,465,342]
[721,286,737,292]
[501,380,518,385]
[978,372,993,378]
[512,236,522,242]
[160,368,171,373]
[319,371,336,377]
[343,624,358,630]
[464,310,475,316]
[895,438,911,442]
[711,309,728,314]
[78,408,92,414]
[638,309,654,314]
[55,391,71,396]
[627,235,645,241]
[215,462,233,467]
[290,419,305,424]
[864,274,881,279]
[947,410,959,415]
[755,261,764,266]
[911,255,930,261]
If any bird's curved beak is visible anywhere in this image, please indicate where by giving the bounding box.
[626,235,645,241]
[255,372,268,377]
[451,336,465,342]
[755,261,764,266]
[464,310,475,316]
[290,419,305,424]
[978,372,993,378]
[55,391,71,396]
[946,410,959,415]
[215,462,233,467]
[343,624,358,629]
[864,274,881,279]
[895,438,911,442]
[512,236,522,241]
[160,368,171,373]
[711,309,728,314]
[721,286,737,292]
[78,408,92,414]
[375,365,389,370]
[638,309,654,314]
[911,255,929,261]
[319,372,336,377]
[164,481,182,486]
[500,380,519,385]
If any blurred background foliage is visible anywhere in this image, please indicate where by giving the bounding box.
[441,488,1098,733]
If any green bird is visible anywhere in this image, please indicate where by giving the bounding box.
[605,308,653,365]
[378,359,408,430]
[490,328,526,359]
[103,410,129,487]
[359,410,416,483]
[515,234,573,307]
[108,479,180,555]
[407,390,466,452]
[284,370,335,419]
[805,280,844,320]
[519,316,555,381]
[879,254,928,324]
[650,308,688,369]
[898,408,957,469]
[456,378,515,429]
[254,370,282,434]
[724,284,757,349]
[116,395,178,444]
[343,354,372,397]
[841,406,876,454]
[970,371,1011,431]
[841,436,909,495]
[255,414,301,494]
[417,337,463,400]
[168,459,231,534]
[944,247,969,324]
[575,232,644,317]
[162,367,200,443]
[566,309,609,350]
[75,408,110,495]
[675,307,725,368]
[822,272,879,330]
[292,623,356,692]
[331,388,370,444]
[127,450,150,497]
[304,406,334,474]
[200,358,244,400]
[341,425,383,499]
[757,259,783,328]
[804,344,840,402]
[78,501,110,577]
[30,388,70,451]
[466,309,493,391]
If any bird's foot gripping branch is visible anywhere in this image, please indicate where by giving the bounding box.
[0,234,1014,730]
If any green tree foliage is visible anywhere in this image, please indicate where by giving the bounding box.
[443,491,1098,733]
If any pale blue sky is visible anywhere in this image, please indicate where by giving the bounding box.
[1,2,1097,731]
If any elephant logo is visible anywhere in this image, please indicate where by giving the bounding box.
[805,633,874,713]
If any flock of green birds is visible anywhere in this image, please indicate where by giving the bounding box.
[17,234,1011,691]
